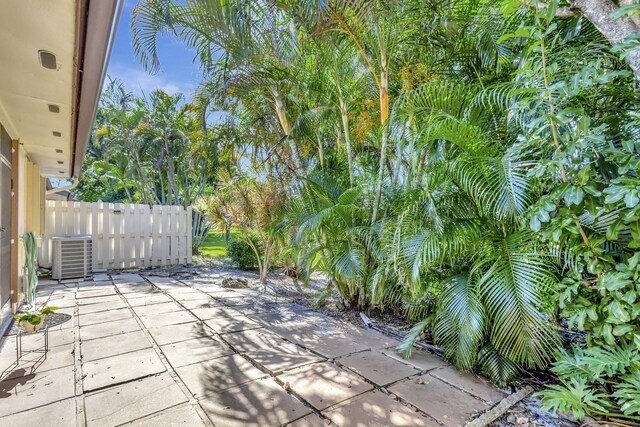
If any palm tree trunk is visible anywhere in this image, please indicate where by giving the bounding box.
[372,58,389,224]
[273,89,303,175]
[317,135,324,167]
[339,98,354,187]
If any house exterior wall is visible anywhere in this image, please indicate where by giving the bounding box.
[16,146,45,306]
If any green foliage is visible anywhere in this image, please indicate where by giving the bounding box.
[537,345,640,420]
[227,238,260,270]
[23,232,38,306]
[14,306,58,325]
[126,0,640,419]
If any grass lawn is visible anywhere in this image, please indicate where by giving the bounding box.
[198,230,231,258]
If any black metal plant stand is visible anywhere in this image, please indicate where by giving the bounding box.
[15,325,49,370]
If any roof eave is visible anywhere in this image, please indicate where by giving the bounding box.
[71,0,123,179]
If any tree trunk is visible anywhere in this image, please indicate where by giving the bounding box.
[245,234,264,283]
[570,0,640,83]
[339,98,354,187]
[261,238,273,284]
[273,89,304,176]
[371,54,389,224]
[317,135,324,167]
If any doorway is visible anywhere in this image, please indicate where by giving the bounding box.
[0,125,12,333]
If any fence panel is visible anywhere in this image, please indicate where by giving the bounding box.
[40,201,192,270]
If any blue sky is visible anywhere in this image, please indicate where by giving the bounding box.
[107,0,202,98]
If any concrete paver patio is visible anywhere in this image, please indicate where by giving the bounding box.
[0,273,511,426]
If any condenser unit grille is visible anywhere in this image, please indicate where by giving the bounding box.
[52,236,92,280]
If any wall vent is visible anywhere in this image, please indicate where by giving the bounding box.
[52,236,92,280]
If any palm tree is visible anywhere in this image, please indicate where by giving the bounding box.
[133,0,311,179]
[388,79,560,384]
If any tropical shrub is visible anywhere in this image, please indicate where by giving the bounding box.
[227,238,260,270]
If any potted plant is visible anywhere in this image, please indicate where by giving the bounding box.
[14,305,58,332]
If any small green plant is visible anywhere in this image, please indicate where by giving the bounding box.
[14,305,58,330]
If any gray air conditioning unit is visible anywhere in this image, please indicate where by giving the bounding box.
[52,236,93,280]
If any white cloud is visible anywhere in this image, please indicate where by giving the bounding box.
[107,63,196,97]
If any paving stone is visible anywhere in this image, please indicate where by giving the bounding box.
[121,287,164,298]
[277,362,373,411]
[286,414,330,427]
[91,274,111,282]
[222,328,288,353]
[76,294,122,306]
[147,321,215,346]
[126,294,173,306]
[204,315,261,334]
[139,311,195,328]
[245,342,324,374]
[179,298,220,310]
[79,307,133,326]
[389,374,492,426]
[80,317,141,341]
[163,285,200,292]
[381,348,448,372]
[430,366,507,404]
[277,328,371,359]
[323,390,439,427]
[232,300,280,315]
[204,289,242,299]
[45,295,77,308]
[228,288,260,296]
[152,283,187,291]
[0,397,76,426]
[145,277,181,286]
[0,341,74,377]
[224,329,324,374]
[116,284,156,295]
[0,366,75,417]
[199,377,312,427]
[217,297,256,307]
[78,299,128,315]
[49,288,77,297]
[172,292,211,302]
[77,294,123,306]
[85,373,188,427]
[160,336,233,368]
[76,287,117,298]
[81,330,152,362]
[3,328,76,349]
[191,306,238,321]
[175,354,267,399]
[83,348,166,391]
[126,403,207,426]
[337,350,419,386]
[132,302,182,317]
[250,308,332,330]
[350,328,399,350]
[112,274,145,284]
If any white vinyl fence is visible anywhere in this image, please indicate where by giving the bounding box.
[41,201,192,270]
